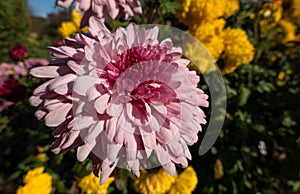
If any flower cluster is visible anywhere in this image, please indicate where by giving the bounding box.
[176,0,239,29]
[30,17,209,184]
[0,57,48,112]
[288,0,300,24]
[258,0,300,44]
[134,166,198,194]
[258,0,283,32]
[58,9,88,38]
[16,167,52,194]
[78,172,114,194]
[56,0,142,27]
[176,0,254,74]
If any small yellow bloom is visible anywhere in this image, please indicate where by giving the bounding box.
[58,21,78,38]
[34,146,48,163]
[279,19,297,43]
[78,172,114,194]
[278,71,285,80]
[134,169,176,194]
[258,2,283,33]
[35,153,47,163]
[286,70,292,75]
[57,9,88,38]
[71,9,83,28]
[221,28,255,74]
[16,167,52,194]
[169,166,198,194]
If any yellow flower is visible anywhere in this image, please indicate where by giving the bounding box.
[224,0,240,18]
[34,146,48,163]
[192,19,225,60]
[134,169,176,194]
[58,21,78,38]
[278,71,285,81]
[184,41,217,74]
[57,9,88,38]
[279,19,297,43]
[258,1,283,33]
[71,9,82,28]
[176,0,191,19]
[202,36,225,61]
[289,0,300,23]
[176,0,226,29]
[191,19,225,41]
[16,167,52,194]
[221,28,254,74]
[77,172,114,194]
[168,166,198,194]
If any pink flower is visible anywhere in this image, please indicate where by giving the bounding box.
[9,45,27,60]
[0,62,26,85]
[29,22,99,153]
[24,58,48,69]
[0,59,48,86]
[55,0,142,27]
[30,18,208,184]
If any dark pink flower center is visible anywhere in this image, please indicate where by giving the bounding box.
[99,45,176,126]
[101,45,171,88]
[130,81,176,124]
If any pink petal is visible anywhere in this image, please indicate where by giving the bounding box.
[48,74,76,91]
[44,103,72,127]
[162,162,176,176]
[73,75,99,96]
[94,93,110,114]
[30,66,60,78]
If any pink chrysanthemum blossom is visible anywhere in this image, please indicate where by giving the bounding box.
[29,37,89,151]
[29,18,111,157]
[56,0,142,27]
[30,17,208,184]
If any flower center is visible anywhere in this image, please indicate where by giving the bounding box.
[101,45,170,89]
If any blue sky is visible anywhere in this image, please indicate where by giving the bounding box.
[28,0,66,17]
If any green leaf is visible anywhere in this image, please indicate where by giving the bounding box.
[159,0,181,14]
[9,170,22,179]
[253,124,266,133]
[239,87,251,106]
[73,160,92,178]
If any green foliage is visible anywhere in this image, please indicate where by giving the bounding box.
[159,0,181,14]
[0,0,29,61]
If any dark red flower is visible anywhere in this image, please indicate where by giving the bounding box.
[9,45,27,60]
[0,78,26,102]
